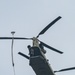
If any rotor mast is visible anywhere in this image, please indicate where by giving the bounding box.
[32,37,39,47]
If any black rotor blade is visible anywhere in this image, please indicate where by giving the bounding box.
[37,16,62,38]
[0,37,32,40]
[39,41,63,54]
[54,67,75,73]
[18,52,29,60]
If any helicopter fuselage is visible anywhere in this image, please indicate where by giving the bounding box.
[28,46,55,75]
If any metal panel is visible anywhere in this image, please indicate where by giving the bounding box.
[30,56,55,75]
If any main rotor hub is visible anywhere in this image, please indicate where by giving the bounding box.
[32,37,39,47]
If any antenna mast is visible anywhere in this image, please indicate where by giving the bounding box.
[11,31,16,75]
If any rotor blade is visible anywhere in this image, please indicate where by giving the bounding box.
[0,37,32,40]
[37,16,62,38]
[18,52,30,60]
[39,41,63,54]
[54,67,75,73]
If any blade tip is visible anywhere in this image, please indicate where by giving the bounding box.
[61,52,64,54]
[18,52,21,54]
[59,16,62,18]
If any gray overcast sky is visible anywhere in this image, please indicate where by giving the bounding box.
[0,0,75,75]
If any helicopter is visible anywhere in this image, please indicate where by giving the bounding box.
[0,16,75,75]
